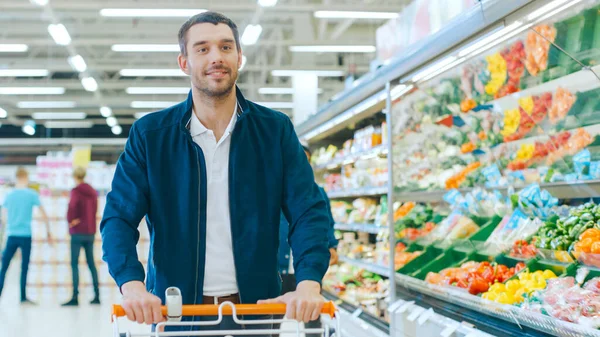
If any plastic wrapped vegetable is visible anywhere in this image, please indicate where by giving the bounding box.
[525,24,557,76]
[549,87,576,124]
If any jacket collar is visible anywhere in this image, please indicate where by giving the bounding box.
[179,85,249,134]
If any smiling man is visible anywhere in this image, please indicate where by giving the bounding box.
[100,11,330,335]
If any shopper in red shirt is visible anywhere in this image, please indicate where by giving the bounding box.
[62,167,100,306]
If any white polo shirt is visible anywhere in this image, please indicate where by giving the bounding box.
[189,103,239,297]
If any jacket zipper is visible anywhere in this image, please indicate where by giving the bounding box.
[229,107,244,304]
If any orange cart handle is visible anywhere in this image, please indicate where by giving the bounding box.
[112,301,336,319]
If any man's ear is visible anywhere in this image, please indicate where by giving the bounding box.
[238,50,243,69]
[178,53,191,75]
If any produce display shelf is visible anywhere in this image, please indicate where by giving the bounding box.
[395,179,600,202]
[338,256,390,277]
[328,186,388,199]
[322,289,390,335]
[395,273,600,337]
[334,223,388,234]
[314,145,388,171]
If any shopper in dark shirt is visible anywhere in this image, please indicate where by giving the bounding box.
[62,167,100,306]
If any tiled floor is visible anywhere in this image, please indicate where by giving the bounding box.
[0,260,311,337]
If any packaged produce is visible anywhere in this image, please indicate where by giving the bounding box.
[393,201,415,223]
[425,211,480,246]
[398,222,436,241]
[486,209,543,250]
[485,53,508,96]
[509,240,537,259]
[347,198,379,224]
[445,162,481,189]
[549,87,576,123]
[573,228,600,268]
[525,24,557,76]
[496,40,526,99]
[534,201,599,251]
[426,261,525,295]
[331,200,352,223]
[514,184,558,220]
[482,268,556,304]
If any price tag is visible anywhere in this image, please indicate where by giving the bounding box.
[351,308,363,318]
[417,308,435,325]
[440,322,460,337]
[407,306,425,322]
[388,300,405,313]
[398,300,414,313]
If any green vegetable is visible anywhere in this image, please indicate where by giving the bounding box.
[550,237,567,251]
[569,224,583,238]
[563,216,579,228]
[580,213,594,222]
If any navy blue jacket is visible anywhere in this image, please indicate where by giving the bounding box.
[278,187,338,274]
[100,87,330,309]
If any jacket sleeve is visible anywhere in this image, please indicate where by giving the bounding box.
[100,123,149,289]
[319,188,339,249]
[66,190,79,223]
[280,117,330,286]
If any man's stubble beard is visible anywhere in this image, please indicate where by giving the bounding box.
[193,69,238,100]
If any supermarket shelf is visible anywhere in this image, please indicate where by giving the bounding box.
[338,256,390,277]
[395,180,600,202]
[314,145,388,171]
[322,289,389,336]
[27,282,116,288]
[334,223,388,234]
[327,186,388,199]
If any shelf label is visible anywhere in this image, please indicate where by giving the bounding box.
[398,300,414,313]
[351,308,363,318]
[417,308,435,325]
[440,322,460,337]
[407,306,425,322]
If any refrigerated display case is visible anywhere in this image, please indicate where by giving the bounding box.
[301,0,600,336]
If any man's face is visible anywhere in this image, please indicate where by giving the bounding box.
[178,23,242,98]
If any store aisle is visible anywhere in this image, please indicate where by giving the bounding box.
[0,260,306,337]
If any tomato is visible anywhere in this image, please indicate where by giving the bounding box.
[515,262,526,273]
[468,277,490,295]
[456,279,469,289]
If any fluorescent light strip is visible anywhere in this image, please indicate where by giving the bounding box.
[100,106,112,117]
[527,0,571,20]
[111,125,123,135]
[0,107,6,118]
[467,23,532,59]
[126,87,190,95]
[81,77,98,92]
[106,117,118,127]
[30,0,49,6]
[420,58,466,82]
[17,101,76,108]
[0,44,28,52]
[48,23,71,46]
[100,9,207,17]
[536,0,584,23]
[32,112,87,120]
[314,11,399,19]
[130,101,178,109]
[458,21,524,57]
[68,55,87,73]
[289,45,376,53]
[241,24,263,46]
[112,44,180,52]
[390,84,414,100]
[271,70,344,77]
[0,87,64,95]
[22,124,35,135]
[0,69,49,77]
[258,0,278,7]
[120,69,187,77]
[254,102,294,109]
[135,112,152,119]
[44,121,93,129]
[411,56,458,82]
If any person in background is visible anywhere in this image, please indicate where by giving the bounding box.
[62,167,100,306]
[278,144,339,334]
[0,167,51,304]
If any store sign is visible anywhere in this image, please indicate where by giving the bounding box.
[72,145,91,169]
[376,0,478,62]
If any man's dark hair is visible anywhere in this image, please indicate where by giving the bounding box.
[178,11,241,56]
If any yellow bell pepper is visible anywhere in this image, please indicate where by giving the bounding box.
[518,96,534,115]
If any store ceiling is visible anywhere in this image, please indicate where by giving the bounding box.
[0,0,406,140]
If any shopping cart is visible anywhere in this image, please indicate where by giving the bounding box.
[111,287,341,336]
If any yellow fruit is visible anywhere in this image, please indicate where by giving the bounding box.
[491,283,507,293]
[533,270,544,279]
[506,280,520,292]
[543,270,557,279]
[514,294,524,304]
[482,292,498,301]
[496,292,515,305]
[518,272,531,281]
[515,287,527,298]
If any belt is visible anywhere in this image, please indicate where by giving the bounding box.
[202,293,241,305]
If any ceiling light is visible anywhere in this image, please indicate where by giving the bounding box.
[239,55,247,71]
[130,101,178,109]
[314,11,399,19]
[466,23,531,59]
[536,0,584,23]
[100,8,207,17]
[254,102,294,109]
[47,23,71,46]
[421,57,467,82]
[258,87,324,94]
[100,106,112,117]
[81,77,98,92]
[30,0,49,5]
[22,120,35,136]
[106,117,118,127]
[390,84,414,100]
[44,121,93,129]
[0,69,49,77]
[135,112,152,119]
[111,125,123,135]
[112,44,180,52]
[271,70,345,77]
[119,69,187,77]
[17,101,76,109]
[258,0,278,6]
[0,44,28,52]
[241,24,263,46]
[32,112,86,120]
[0,107,6,118]
[411,56,458,82]
[458,22,523,57]
[126,87,190,95]
[68,55,87,73]
[0,87,64,95]
[289,45,376,53]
